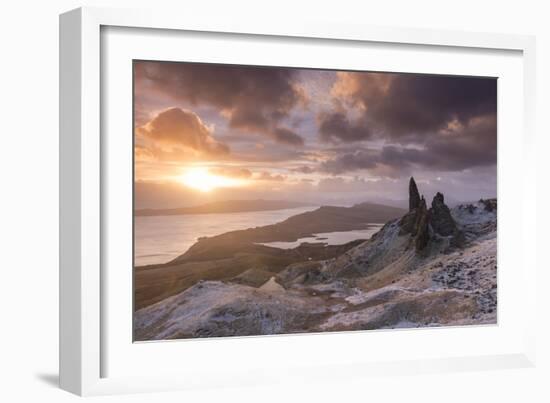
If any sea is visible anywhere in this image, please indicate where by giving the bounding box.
[134,206,382,266]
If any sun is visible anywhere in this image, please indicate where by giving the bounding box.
[179,167,244,192]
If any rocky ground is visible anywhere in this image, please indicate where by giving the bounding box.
[134,179,497,341]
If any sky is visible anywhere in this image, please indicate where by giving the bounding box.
[134,61,497,209]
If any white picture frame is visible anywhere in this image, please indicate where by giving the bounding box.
[59,6,537,396]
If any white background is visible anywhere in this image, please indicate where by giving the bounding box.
[1,0,548,402]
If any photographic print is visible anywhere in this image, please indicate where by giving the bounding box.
[133,61,497,341]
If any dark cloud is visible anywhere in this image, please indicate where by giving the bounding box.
[136,108,229,159]
[320,149,379,175]
[135,61,306,146]
[318,72,497,174]
[329,72,496,139]
[321,114,496,175]
[318,111,372,142]
[272,127,304,146]
[426,114,497,169]
[383,114,497,172]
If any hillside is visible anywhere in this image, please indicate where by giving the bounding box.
[172,202,404,263]
[134,202,403,310]
[134,179,497,340]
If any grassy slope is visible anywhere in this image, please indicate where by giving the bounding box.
[134,241,365,310]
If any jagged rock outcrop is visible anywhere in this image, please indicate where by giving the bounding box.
[430,192,456,236]
[409,177,421,211]
[400,178,464,252]
[400,177,424,236]
[480,198,497,212]
[400,177,431,251]
[431,192,465,248]
[414,197,430,251]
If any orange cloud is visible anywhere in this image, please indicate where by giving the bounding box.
[135,62,306,146]
[136,108,229,161]
[209,167,253,179]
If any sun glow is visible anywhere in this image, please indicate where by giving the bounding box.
[179,167,245,192]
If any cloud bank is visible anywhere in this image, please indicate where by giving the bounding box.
[317,72,497,175]
[135,62,307,146]
[134,61,497,207]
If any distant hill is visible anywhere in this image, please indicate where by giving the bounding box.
[134,201,405,310]
[135,199,313,216]
[171,202,405,264]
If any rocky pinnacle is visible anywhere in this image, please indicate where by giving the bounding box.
[414,196,430,251]
[409,177,421,211]
[430,192,456,236]
[401,180,464,252]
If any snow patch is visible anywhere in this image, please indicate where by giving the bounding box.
[260,277,285,292]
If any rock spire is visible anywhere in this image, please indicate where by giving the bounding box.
[409,177,421,211]
[400,180,464,252]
